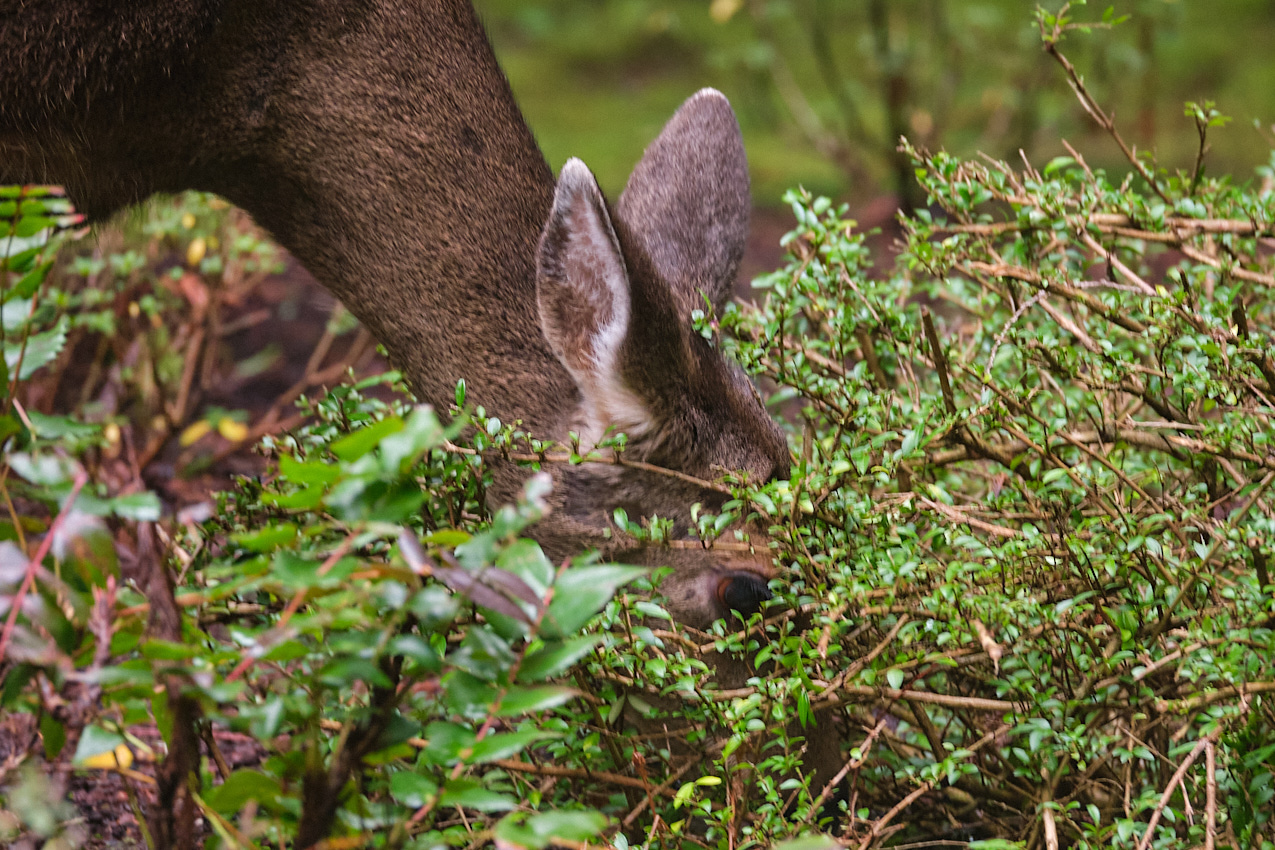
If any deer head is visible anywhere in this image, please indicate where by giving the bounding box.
[529,90,790,629]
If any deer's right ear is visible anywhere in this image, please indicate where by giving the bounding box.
[537,159,649,439]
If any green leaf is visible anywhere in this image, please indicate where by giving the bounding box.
[409,585,462,629]
[1,244,41,268]
[6,451,78,486]
[6,259,53,301]
[364,479,428,523]
[494,538,554,595]
[5,315,68,380]
[389,634,442,671]
[109,491,161,521]
[1043,156,1077,177]
[495,810,608,849]
[674,781,696,807]
[372,712,423,754]
[389,771,438,808]
[247,697,286,740]
[773,837,842,850]
[90,666,155,688]
[797,687,812,729]
[425,721,476,764]
[469,727,556,763]
[438,778,517,812]
[232,522,298,552]
[24,411,99,441]
[3,297,33,333]
[425,529,470,548]
[203,770,283,815]
[494,685,576,717]
[141,639,201,661]
[260,484,325,510]
[443,667,502,713]
[278,453,341,486]
[40,714,67,760]
[261,639,311,664]
[900,428,920,456]
[329,415,403,461]
[72,725,126,765]
[317,657,392,689]
[13,215,55,238]
[518,635,605,682]
[0,413,22,445]
[544,564,646,637]
[378,405,444,472]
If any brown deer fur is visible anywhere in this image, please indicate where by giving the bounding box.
[0,0,790,631]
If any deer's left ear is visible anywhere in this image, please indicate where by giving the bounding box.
[615,88,751,317]
[536,158,651,438]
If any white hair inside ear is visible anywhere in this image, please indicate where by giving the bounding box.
[535,158,652,446]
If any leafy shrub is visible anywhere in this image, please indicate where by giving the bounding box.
[4,6,1275,850]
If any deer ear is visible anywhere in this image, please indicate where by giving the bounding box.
[615,88,750,317]
[536,158,651,439]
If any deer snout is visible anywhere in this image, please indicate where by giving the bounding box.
[716,571,772,620]
[647,547,778,631]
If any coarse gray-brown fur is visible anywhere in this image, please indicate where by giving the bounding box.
[0,0,790,629]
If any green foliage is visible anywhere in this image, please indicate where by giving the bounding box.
[5,6,1275,850]
[4,368,638,846]
[2,188,69,396]
[178,404,638,846]
[713,66,1275,849]
[0,190,633,846]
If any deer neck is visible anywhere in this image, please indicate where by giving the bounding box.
[1,0,579,435]
[200,2,576,432]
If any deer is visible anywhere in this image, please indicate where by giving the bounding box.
[0,0,796,628]
[1,1,845,824]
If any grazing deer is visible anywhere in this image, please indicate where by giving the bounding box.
[2,5,854,837]
[0,1,789,625]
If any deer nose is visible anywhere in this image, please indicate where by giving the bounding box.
[716,571,772,619]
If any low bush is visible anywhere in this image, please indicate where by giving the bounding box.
[2,6,1273,849]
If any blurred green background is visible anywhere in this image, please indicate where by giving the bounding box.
[475,0,1275,208]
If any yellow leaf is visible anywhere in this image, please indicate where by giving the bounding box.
[103,421,122,460]
[180,212,197,230]
[186,236,207,266]
[710,0,741,23]
[180,420,213,447]
[80,743,134,771]
[218,418,249,443]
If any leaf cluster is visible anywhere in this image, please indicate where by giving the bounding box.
[4,7,1275,850]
